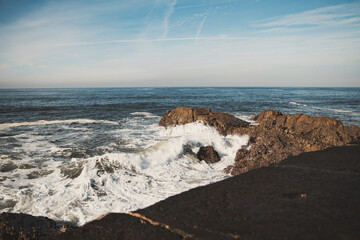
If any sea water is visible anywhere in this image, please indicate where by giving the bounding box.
[0,87,359,225]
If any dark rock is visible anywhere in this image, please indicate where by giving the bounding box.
[159,106,249,135]
[137,145,360,240]
[27,170,54,179]
[0,162,18,172]
[0,212,62,240]
[56,213,181,240]
[196,146,220,163]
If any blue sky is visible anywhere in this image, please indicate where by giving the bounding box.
[0,0,359,87]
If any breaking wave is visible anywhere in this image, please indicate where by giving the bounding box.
[0,119,248,226]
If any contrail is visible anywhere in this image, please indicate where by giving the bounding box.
[163,0,177,38]
[195,15,208,43]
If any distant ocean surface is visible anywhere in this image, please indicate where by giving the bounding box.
[0,87,359,225]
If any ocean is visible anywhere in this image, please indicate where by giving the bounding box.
[0,87,359,225]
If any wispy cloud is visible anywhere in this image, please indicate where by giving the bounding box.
[175,0,239,10]
[55,36,253,47]
[256,2,360,27]
[162,0,177,38]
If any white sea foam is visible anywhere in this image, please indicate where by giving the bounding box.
[233,113,258,125]
[290,102,359,116]
[130,112,158,118]
[0,119,119,128]
[289,102,308,107]
[327,108,353,113]
[0,121,248,226]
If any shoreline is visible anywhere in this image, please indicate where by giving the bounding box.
[1,108,360,239]
[1,143,359,239]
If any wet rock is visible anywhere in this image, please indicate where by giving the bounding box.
[0,161,18,172]
[159,106,249,135]
[18,164,36,169]
[95,158,115,174]
[60,162,83,179]
[251,110,360,147]
[229,110,360,175]
[196,146,220,163]
[0,199,17,210]
[160,107,360,175]
[27,170,54,179]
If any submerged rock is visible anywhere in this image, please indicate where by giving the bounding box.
[196,146,220,164]
[0,161,18,173]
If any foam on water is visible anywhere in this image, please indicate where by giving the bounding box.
[289,101,308,107]
[0,118,248,226]
[233,113,258,126]
[130,112,159,118]
[0,119,119,128]
[289,102,359,117]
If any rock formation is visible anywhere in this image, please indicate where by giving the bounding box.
[159,107,360,175]
[196,146,220,163]
[159,107,249,135]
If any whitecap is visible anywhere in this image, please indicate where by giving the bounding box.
[129,112,159,118]
[0,119,119,128]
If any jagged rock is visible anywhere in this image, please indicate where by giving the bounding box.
[196,146,220,163]
[229,110,360,175]
[159,106,249,135]
[251,110,359,147]
[159,107,360,176]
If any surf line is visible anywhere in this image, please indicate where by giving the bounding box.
[127,212,193,239]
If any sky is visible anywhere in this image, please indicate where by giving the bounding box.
[0,0,359,87]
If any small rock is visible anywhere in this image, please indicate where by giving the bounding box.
[0,161,17,172]
[197,146,220,163]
